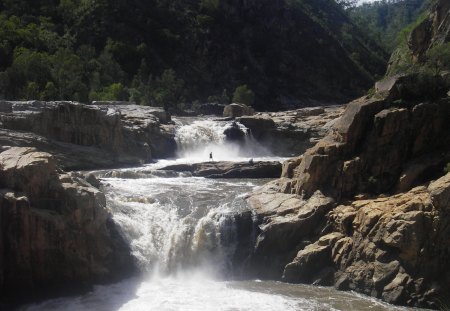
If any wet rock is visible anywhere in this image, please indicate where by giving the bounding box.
[0,147,135,305]
[223,122,246,142]
[159,161,282,179]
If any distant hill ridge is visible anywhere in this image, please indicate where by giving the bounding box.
[0,0,387,110]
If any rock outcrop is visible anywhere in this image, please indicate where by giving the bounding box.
[0,101,176,170]
[286,81,450,200]
[237,105,345,156]
[408,0,450,62]
[388,0,449,75]
[159,161,281,179]
[223,103,255,118]
[0,147,135,306]
[241,74,450,308]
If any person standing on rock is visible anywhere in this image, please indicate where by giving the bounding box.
[209,152,213,162]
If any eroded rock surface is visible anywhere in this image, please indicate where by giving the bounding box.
[237,105,345,156]
[244,174,450,308]
[0,147,135,306]
[0,101,176,170]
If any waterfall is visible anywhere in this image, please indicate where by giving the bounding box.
[174,118,271,161]
[103,174,258,276]
[24,117,410,311]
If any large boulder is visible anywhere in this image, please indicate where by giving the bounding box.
[223,122,247,142]
[0,148,135,306]
[223,103,255,118]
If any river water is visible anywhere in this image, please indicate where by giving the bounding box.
[23,118,416,311]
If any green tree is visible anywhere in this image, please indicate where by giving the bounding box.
[153,69,185,111]
[23,81,39,100]
[426,43,450,74]
[232,84,255,106]
[41,81,58,100]
[51,48,88,101]
[90,83,129,101]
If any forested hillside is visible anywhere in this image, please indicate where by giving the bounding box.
[350,0,430,52]
[0,0,387,111]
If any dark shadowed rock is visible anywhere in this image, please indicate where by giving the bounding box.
[159,161,281,179]
[223,122,246,142]
[197,103,226,116]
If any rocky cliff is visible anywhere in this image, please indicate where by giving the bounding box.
[237,106,345,157]
[0,147,136,307]
[242,69,450,308]
[388,0,450,74]
[0,101,176,170]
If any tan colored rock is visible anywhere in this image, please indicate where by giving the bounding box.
[281,156,303,178]
[283,232,343,283]
[223,103,255,118]
[0,101,176,170]
[0,147,134,304]
[428,172,450,210]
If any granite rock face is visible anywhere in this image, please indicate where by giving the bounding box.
[0,101,176,170]
[241,76,450,308]
[0,147,135,305]
[237,105,345,157]
[244,174,450,308]
[289,92,450,200]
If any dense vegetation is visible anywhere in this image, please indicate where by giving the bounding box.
[0,0,387,111]
[350,0,430,52]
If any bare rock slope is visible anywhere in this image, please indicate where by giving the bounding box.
[0,147,135,306]
[0,101,176,170]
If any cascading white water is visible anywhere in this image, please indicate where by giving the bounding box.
[104,175,254,275]
[23,117,418,311]
[174,118,271,161]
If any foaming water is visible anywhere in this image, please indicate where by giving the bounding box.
[174,118,271,161]
[23,274,413,311]
[102,175,260,273]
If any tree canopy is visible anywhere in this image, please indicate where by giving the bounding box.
[0,0,388,111]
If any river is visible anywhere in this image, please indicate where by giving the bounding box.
[22,118,417,311]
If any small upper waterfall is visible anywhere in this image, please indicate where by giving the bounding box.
[174,118,271,161]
